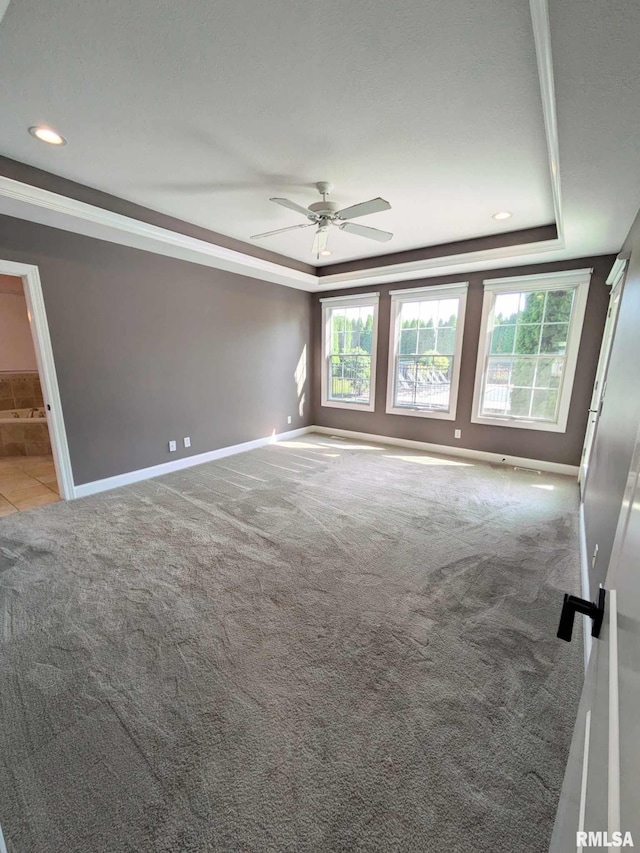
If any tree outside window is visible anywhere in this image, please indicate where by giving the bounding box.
[483,288,575,422]
[325,302,377,407]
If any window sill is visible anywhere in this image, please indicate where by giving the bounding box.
[386,405,455,421]
[470,414,567,433]
[321,399,375,413]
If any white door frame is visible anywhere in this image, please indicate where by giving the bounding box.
[0,259,75,500]
[579,256,628,492]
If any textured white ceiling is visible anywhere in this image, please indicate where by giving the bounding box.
[548,0,640,259]
[0,0,555,265]
[0,1,638,269]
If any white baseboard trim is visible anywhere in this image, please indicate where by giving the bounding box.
[310,426,580,477]
[71,423,579,500]
[72,427,310,499]
[579,502,592,671]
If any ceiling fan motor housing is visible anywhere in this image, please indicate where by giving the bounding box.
[308,200,340,219]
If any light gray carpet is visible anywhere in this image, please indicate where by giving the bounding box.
[0,434,583,852]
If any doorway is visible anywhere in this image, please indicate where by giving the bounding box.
[0,260,73,511]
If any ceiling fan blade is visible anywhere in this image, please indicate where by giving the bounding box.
[270,197,315,218]
[312,229,329,258]
[251,223,315,239]
[335,197,391,220]
[340,222,393,242]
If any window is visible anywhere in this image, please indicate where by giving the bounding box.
[471,269,591,432]
[321,293,379,411]
[386,283,468,420]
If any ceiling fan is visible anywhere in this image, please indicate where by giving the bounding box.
[251,182,392,258]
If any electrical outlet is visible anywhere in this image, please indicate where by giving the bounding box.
[287,416,292,424]
[168,440,177,452]
[184,437,191,448]
[454,429,461,439]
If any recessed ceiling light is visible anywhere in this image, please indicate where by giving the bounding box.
[492,211,512,221]
[29,126,67,146]
[320,249,332,257]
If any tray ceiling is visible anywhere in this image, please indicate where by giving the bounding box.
[0,0,554,265]
[0,0,639,278]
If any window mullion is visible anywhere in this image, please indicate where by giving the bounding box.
[475,279,588,429]
[537,292,547,356]
[528,357,537,419]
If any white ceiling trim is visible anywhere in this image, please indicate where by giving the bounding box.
[316,235,564,289]
[0,176,317,291]
[606,254,630,286]
[0,175,567,293]
[530,0,563,240]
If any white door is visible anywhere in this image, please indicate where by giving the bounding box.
[579,262,627,492]
[550,420,640,851]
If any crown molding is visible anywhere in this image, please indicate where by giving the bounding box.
[530,0,563,240]
[0,175,567,293]
[0,175,317,291]
[606,253,630,286]
[316,234,565,289]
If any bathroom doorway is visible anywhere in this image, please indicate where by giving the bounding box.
[0,260,73,513]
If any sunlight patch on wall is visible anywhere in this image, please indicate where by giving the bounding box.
[295,345,307,398]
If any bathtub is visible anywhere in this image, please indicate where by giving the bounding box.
[0,407,47,425]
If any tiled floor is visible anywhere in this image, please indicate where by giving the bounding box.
[0,455,60,516]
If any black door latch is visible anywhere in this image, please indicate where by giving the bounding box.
[557,587,606,642]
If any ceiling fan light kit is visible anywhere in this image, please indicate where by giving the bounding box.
[250,181,393,259]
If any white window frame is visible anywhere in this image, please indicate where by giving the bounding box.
[471,268,592,433]
[321,292,379,412]
[386,282,468,421]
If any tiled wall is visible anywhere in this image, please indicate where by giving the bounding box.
[0,372,43,410]
[0,422,51,457]
[0,372,51,457]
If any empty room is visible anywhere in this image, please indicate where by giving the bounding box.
[1,1,639,851]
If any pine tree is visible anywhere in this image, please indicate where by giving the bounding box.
[509,289,574,418]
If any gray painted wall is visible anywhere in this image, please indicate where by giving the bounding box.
[311,257,612,466]
[0,214,312,485]
[583,209,640,590]
[0,201,614,491]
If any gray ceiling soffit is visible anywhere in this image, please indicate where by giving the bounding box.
[312,253,617,303]
[0,156,317,278]
[0,156,560,280]
[317,224,559,276]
